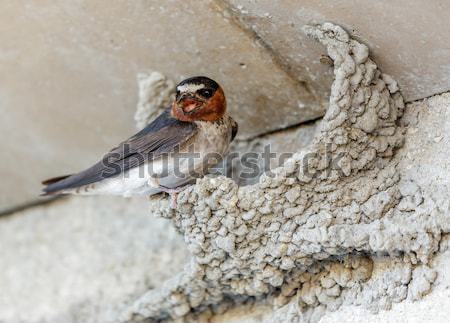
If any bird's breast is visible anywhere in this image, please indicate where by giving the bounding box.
[192,116,234,155]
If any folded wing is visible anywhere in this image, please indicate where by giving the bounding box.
[42,108,197,195]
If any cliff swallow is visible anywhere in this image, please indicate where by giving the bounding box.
[42,76,238,207]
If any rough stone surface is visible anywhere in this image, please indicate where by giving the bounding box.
[211,250,450,323]
[120,23,449,322]
[211,89,450,320]
[134,72,175,131]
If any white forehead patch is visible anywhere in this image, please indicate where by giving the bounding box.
[177,83,205,93]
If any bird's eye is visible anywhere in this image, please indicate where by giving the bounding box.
[176,90,180,98]
[198,88,213,98]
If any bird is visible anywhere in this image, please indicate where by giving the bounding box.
[41,76,238,208]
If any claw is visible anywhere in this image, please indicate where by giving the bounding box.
[170,191,178,209]
[158,185,187,209]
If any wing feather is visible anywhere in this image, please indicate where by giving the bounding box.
[42,108,197,195]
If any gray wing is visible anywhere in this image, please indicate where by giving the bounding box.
[231,118,238,141]
[42,108,197,195]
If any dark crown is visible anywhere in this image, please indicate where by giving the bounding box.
[177,76,219,91]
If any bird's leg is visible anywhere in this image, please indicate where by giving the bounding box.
[160,185,186,209]
[148,176,189,208]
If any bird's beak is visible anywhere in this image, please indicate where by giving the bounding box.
[177,94,205,114]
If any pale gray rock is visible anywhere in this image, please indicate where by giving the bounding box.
[134,72,175,130]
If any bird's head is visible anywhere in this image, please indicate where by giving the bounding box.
[171,76,226,122]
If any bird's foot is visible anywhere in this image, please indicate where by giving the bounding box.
[159,185,187,209]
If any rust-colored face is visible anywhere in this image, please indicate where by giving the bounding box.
[171,77,226,122]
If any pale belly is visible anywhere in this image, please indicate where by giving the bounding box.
[74,163,162,197]
[71,158,196,197]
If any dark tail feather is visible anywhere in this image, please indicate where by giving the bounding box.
[41,175,72,196]
[42,175,72,185]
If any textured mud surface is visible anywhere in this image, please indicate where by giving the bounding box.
[134,72,176,131]
[122,23,449,322]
